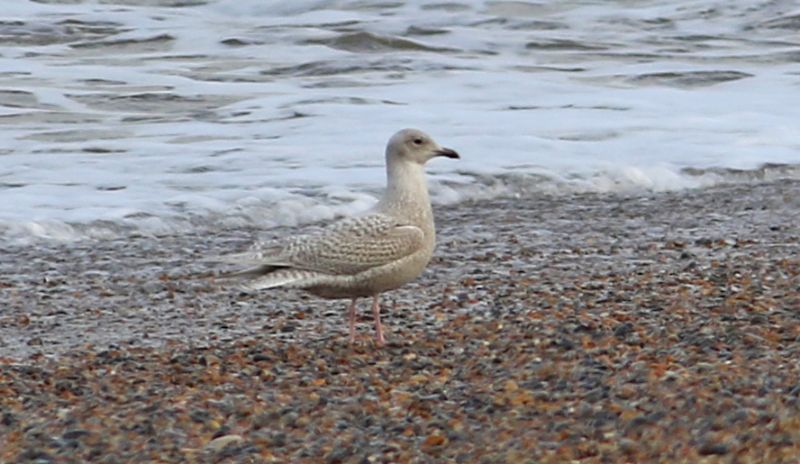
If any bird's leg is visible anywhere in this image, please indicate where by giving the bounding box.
[371,295,385,346]
[347,298,358,344]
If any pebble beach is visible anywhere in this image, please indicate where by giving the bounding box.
[1,179,799,463]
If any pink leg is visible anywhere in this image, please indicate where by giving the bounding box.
[347,298,358,344]
[371,295,385,346]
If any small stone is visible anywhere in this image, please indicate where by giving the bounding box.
[205,434,244,451]
[18,450,54,464]
[618,438,638,454]
[62,429,90,440]
[1,412,15,426]
[280,323,297,333]
[270,432,287,447]
[613,323,634,338]
[190,409,211,423]
[252,353,271,362]
[325,447,352,464]
[422,433,447,448]
[698,441,729,455]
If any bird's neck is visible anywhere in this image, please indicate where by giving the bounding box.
[379,160,432,216]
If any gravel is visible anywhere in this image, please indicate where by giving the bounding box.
[1,179,799,462]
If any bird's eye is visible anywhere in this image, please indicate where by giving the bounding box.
[413,138,423,145]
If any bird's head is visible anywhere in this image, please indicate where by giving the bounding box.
[386,128,459,165]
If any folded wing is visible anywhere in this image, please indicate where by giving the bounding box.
[223,214,425,281]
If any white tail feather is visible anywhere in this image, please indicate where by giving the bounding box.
[238,269,326,291]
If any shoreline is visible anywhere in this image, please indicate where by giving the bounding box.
[1,179,799,461]
[2,179,797,359]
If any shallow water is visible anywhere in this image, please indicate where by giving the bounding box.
[1,0,799,242]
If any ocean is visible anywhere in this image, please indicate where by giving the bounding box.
[1,0,799,243]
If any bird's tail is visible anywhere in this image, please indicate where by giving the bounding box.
[239,269,324,291]
[217,264,279,280]
[218,265,325,292]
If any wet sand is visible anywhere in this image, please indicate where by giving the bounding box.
[1,180,799,462]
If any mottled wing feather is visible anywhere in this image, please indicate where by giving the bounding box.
[295,224,423,275]
[222,214,424,276]
[262,214,423,275]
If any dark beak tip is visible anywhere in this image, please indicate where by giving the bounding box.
[437,148,460,159]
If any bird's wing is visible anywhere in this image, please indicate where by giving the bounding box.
[216,241,288,266]
[221,214,423,276]
[282,214,425,275]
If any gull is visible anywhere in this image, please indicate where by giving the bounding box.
[223,128,459,345]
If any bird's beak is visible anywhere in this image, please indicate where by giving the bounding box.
[434,147,460,159]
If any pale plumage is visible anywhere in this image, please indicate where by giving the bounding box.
[221,128,459,345]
